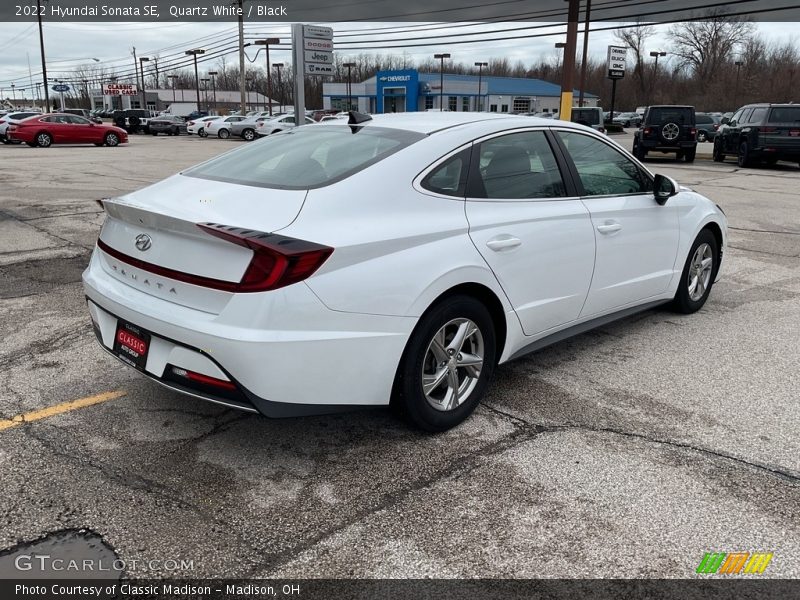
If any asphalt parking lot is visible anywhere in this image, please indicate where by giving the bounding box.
[1,133,798,580]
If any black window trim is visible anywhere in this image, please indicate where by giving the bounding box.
[549,127,655,200]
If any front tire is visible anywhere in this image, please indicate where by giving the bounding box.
[697,131,707,143]
[242,128,256,141]
[393,295,496,432]
[104,132,120,147]
[36,132,52,148]
[672,229,718,314]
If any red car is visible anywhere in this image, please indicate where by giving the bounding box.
[7,113,128,148]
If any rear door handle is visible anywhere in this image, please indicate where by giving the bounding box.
[596,222,622,234]
[486,236,522,251]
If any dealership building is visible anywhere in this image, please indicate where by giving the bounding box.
[322,69,599,114]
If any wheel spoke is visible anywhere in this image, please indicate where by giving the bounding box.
[696,276,705,297]
[423,367,449,395]
[457,352,483,367]
[445,369,460,410]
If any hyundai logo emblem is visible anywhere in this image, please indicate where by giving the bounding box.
[135,233,152,252]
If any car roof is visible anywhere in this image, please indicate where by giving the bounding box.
[338,112,572,135]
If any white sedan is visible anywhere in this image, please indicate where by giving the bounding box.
[255,114,316,136]
[83,112,727,431]
[186,116,221,137]
[204,115,246,139]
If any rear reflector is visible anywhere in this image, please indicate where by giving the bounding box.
[197,223,333,292]
[171,366,236,390]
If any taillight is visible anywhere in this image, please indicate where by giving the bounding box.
[762,127,778,133]
[198,223,333,292]
[690,127,697,137]
[644,127,652,135]
[713,124,720,130]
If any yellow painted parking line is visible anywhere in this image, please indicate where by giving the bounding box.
[0,390,126,432]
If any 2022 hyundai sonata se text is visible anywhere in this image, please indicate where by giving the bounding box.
[83,112,727,431]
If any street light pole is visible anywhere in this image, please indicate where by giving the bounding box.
[200,79,210,112]
[274,64,284,113]
[208,71,218,114]
[649,50,666,104]
[255,38,280,116]
[36,0,50,113]
[343,62,356,111]
[185,49,205,113]
[167,75,176,103]
[434,53,450,111]
[138,57,150,110]
[474,62,487,112]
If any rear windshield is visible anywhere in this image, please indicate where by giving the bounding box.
[183,125,424,189]
[648,108,693,124]
[768,107,800,123]
[571,109,600,125]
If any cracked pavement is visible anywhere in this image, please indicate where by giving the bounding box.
[0,136,798,579]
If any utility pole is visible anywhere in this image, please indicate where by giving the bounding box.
[291,24,305,122]
[36,0,50,114]
[274,64,284,112]
[208,71,218,114]
[578,0,592,107]
[138,56,150,110]
[649,50,666,105]
[558,0,580,121]
[238,0,246,115]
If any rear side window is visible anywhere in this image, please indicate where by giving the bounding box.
[748,107,768,123]
[696,115,713,125]
[184,126,424,189]
[471,131,565,199]
[768,107,800,123]
[572,109,600,125]
[421,149,470,197]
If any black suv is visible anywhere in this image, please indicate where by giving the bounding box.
[713,103,800,168]
[632,105,697,162]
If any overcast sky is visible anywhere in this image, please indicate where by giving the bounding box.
[0,21,796,91]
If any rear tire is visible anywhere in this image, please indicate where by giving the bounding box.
[242,128,256,141]
[684,148,696,163]
[737,141,751,168]
[712,139,725,162]
[36,132,52,148]
[218,128,230,139]
[393,295,496,432]
[198,129,207,138]
[672,229,718,314]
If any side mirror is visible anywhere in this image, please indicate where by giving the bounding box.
[653,174,679,205]
[721,117,730,125]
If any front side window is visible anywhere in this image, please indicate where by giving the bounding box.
[471,131,565,199]
[184,126,424,189]
[556,131,652,196]
[68,116,90,124]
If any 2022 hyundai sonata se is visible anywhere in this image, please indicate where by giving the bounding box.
[83,112,727,431]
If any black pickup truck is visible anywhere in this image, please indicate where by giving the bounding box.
[713,103,800,168]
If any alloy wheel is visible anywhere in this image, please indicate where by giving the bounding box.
[37,133,52,147]
[421,318,484,412]
[687,243,713,302]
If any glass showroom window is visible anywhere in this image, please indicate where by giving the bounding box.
[425,96,434,110]
[448,96,458,111]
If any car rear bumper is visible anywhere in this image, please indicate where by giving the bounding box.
[640,140,697,150]
[82,249,416,416]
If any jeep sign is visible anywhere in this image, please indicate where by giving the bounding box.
[607,45,626,79]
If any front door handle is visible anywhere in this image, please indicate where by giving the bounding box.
[597,222,622,234]
[486,236,522,251]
